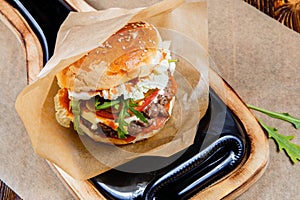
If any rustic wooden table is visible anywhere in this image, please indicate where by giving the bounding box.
[0,180,22,200]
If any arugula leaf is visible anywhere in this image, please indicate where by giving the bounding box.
[129,99,148,123]
[258,119,300,164]
[71,100,84,135]
[129,106,148,123]
[128,100,139,107]
[248,104,300,129]
[95,100,120,110]
[116,101,129,139]
[116,98,148,138]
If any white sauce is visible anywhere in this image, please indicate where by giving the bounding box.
[68,41,175,101]
[68,91,92,100]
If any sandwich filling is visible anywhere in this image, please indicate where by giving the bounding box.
[54,43,177,142]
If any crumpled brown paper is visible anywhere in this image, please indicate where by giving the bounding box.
[15,0,209,180]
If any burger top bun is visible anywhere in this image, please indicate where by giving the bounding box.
[56,22,162,92]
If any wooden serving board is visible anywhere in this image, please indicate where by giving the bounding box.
[4,0,269,199]
[0,0,43,84]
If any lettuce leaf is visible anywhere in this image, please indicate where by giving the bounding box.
[70,100,84,135]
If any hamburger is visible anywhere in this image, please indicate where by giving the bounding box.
[54,21,177,145]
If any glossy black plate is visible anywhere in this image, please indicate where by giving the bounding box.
[91,90,248,200]
[8,1,249,199]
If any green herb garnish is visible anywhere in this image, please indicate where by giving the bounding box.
[129,99,148,123]
[116,101,130,139]
[248,104,300,164]
[248,104,300,129]
[95,100,120,110]
[116,98,148,138]
[76,95,148,139]
[71,99,84,135]
[258,120,300,164]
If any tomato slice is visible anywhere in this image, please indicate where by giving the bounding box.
[96,109,115,119]
[135,89,159,112]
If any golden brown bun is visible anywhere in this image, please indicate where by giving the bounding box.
[54,88,73,128]
[56,22,162,92]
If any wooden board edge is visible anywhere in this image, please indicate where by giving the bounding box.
[0,0,43,83]
[0,2,96,199]
[64,0,96,12]
[47,161,106,200]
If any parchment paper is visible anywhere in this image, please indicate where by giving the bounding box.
[15,0,209,180]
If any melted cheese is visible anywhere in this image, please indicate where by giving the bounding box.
[81,111,118,130]
[81,110,148,131]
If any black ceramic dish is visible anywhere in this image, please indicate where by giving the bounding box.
[91,91,248,200]
[8,1,249,199]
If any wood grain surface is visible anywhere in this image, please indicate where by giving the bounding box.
[0,1,73,199]
[0,0,43,83]
[244,0,300,33]
[0,180,22,200]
